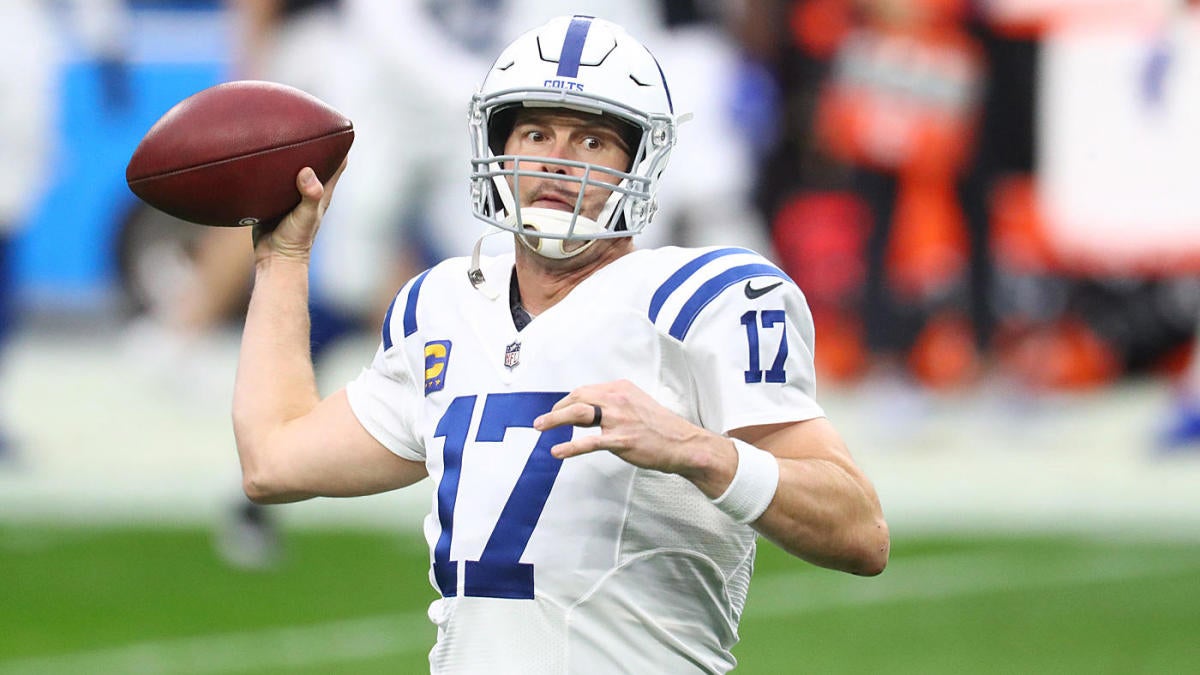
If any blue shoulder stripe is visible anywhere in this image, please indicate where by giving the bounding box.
[669,263,793,341]
[382,269,431,350]
[648,247,754,323]
[381,295,398,351]
[402,269,431,338]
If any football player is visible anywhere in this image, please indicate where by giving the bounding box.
[233,15,889,673]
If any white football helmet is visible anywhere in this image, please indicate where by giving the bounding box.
[468,15,682,260]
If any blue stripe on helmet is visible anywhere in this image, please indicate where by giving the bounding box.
[652,55,674,114]
[668,264,794,341]
[556,16,593,78]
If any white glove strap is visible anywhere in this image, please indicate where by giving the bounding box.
[710,438,780,524]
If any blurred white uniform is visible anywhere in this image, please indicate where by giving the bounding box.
[330,0,500,311]
[347,246,823,673]
[0,1,59,231]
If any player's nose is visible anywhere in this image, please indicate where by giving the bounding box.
[539,138,575,173]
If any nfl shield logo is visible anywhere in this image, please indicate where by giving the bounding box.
[504,341,521,369]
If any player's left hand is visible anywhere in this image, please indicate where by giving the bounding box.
[533,380,735,482]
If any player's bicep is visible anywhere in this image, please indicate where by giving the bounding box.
[252,389,427,502]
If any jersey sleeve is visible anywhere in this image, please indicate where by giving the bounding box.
[344,273,428,461]
[649,248,825,434]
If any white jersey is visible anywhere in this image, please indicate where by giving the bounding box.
[346,246,825,674]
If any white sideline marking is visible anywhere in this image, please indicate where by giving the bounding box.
[2,550,1196,674]
[0,613,433,675]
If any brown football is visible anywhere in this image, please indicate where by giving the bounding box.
[125,80,354,227]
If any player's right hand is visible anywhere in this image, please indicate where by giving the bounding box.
[254,160,346,263]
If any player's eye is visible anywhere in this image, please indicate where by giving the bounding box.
[581,136,602,151]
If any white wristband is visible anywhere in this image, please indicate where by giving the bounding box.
[710,438,780,524]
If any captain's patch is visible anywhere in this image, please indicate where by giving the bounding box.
[424,340,452,395]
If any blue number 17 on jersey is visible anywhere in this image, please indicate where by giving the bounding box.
[432,392,572,600]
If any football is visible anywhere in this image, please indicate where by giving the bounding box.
[125,80,354,228]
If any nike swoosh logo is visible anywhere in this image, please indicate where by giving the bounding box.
[744,280,784,299]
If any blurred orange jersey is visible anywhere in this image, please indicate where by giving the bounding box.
[816,20,985,177]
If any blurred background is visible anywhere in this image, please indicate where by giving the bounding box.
[2,1,1198,673]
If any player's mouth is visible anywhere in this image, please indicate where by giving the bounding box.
[530,189,579,212]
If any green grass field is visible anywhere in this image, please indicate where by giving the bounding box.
[3,524,1198,674]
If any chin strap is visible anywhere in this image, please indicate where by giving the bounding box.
[467,228,503,300]
[515,231,599,259]
[506,207,603,259]
[468,207,607,298]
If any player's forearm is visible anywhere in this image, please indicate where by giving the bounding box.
[684,426,887,575]
[232,254,321,498]
[755,458,889,576]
